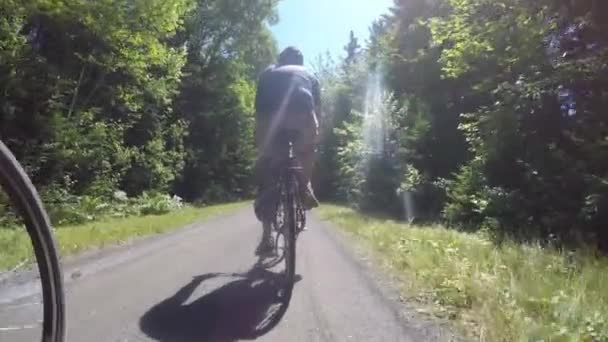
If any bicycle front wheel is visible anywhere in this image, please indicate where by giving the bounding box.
[0,141,65,342]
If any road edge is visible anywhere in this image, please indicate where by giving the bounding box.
[312,213,464,342]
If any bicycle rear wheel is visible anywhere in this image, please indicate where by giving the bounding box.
[281,172,297,297]
[0,141,65,342]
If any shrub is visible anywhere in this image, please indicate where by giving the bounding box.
[35,185,184,226]
[136,192,183,216]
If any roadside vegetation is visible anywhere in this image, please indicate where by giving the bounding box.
[313,2,608,338]
[0,0,276,228]
[0,201,245,271]
[316,0,607,249]
[320,205,608,341]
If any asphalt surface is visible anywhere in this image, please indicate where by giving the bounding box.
[0,207,453,342]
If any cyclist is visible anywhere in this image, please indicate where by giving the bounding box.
[254,46,321,254]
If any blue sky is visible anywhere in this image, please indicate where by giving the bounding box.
[270,0,393,64]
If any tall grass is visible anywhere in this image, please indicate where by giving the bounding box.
[319,205,608,341]
[0,202,246,271]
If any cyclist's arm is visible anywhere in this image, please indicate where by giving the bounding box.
[311,77,322,145]
[254,67,272,148]
[254,75,266,116]
[255,66,274,116]
[312,77,322,118]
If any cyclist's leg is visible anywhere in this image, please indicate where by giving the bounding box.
[255,220,276,255]
[280,86,319,210]
[254,114,275,222]
[253,157,270,222]
[290,110,320,210]
[254,163,278,255]
[254,114,280,254]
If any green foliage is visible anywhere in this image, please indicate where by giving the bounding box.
[372,0,469,219]
[311,39,368,201]
[0,0,193,197]
[321,0,608,249]
[0,0,278,213]
[335,94,404,215]
[443,161,491,228]
[428,0,608,244]
[137,192,184,216]
[172,0,278,201]
[37,188,184,226]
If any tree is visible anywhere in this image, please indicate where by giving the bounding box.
[312,31,368,201]
[0,0,279,206]
[432,0,608,245]
[0,0,193,197]
[172,0,279,202]
[344,30,361,66]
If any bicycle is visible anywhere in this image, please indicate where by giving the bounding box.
[0,141,65,342]
[257,130,306,300]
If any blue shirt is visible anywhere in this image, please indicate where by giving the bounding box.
[255,64,321,119]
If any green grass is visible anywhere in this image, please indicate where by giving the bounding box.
[0,202,246,271]
[319,205,608,342]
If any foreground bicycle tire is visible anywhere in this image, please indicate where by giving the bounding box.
[0,141,65,342]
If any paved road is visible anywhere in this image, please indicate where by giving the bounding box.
[0,207,451,341]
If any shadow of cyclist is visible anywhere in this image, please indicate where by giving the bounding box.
[139,267,301,342]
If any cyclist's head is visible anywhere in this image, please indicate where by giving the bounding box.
[278,46,304,66]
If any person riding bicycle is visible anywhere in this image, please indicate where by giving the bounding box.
[254,46,321,254]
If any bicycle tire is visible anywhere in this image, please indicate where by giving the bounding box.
[281,171,297,297]
[0,141,65,342]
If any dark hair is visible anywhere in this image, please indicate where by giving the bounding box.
[278,46,304,66]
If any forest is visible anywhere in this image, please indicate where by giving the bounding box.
[1,0,607,249]
[1,0,278,224]
[315,0,608,249]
